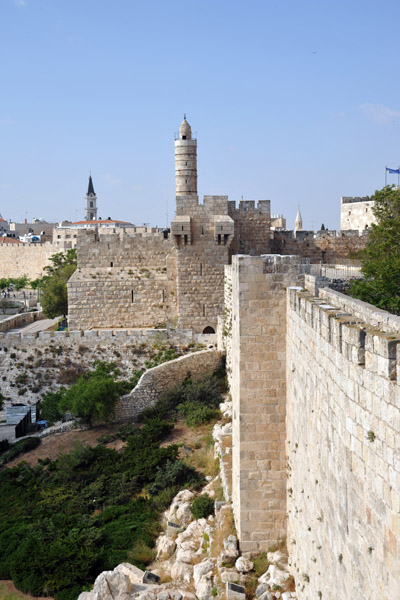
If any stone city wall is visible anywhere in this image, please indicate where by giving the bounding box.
[286,285,400,600]
[228,200,271,256]
[115,349,222,421]
[0,243,58,279]
[271,229,368,263]
[227,254,306,553]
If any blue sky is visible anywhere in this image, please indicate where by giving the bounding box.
[1,0,400,229]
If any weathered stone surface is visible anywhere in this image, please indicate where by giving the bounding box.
[259,565,291,588]
[266,551,287,565]
[193,559,215,600]
[170,561,193,584]
[235,556,254,573]
[115,562,145,584]
[156,536,176,560]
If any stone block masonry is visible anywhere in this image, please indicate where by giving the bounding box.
[227,255,306,553]
[115,349,222,421]
[286,285,400,600]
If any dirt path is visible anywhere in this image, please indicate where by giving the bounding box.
[5,424,122,468]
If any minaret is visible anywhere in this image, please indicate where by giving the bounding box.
[85,175,98,221]
[175,115,197,197]
[295,206,303,231]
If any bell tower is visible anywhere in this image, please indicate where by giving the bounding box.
[85,174,98,221]
[175,116,197,197]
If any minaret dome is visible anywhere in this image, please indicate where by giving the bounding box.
[175,116,197,198]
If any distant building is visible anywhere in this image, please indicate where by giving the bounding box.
[340,196,376,231]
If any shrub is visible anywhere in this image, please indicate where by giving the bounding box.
[148,460,204,495]
[39,389,66,425]
[0,439,10,453]
[0,437,41,464]
[191,494,215,519]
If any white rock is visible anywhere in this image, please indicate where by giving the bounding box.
[193,559,215,586]
[258,565,291,589]
[281,593,292,600]
[175,548,195,564]
[171,561,193,584]
[167,490,195,521]
[175,502,193,527]
[267,551,287,565]
[195,577,213,600]
[223,535,238,554]
[256,582,269,597]
[135,593,156,600]
[219,568,240,583]
[170,592,183,600]
[115,563,145,584]
[156,536,176,560]
[78,593,92,600]
[235,556,254,573]
[176,519,207,545]
[156,592,170,600]
[92,571,132,600]
[258,593,273,600]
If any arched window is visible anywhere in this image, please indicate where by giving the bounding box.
[90,201,93,208]
[202,326,215,334]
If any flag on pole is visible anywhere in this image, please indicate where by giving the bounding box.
[386,167,400,174]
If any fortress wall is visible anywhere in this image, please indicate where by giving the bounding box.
[286,287,400,600]
[115,349,222,421]
[272,230,368,263]
[68,232,178,330]
[228,200,271,255]
[341,197,376,231]
[0,243,58,279]
[229,255,305,553]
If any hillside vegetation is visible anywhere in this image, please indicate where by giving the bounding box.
[0,360,226,600]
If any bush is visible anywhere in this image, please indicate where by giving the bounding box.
[148,460,204,495]
[0,436,41,464]
[39,389,66,425]
[0,439,10,453]
[190,494,215,519]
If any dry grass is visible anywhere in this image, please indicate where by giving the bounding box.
[210,507,236,559]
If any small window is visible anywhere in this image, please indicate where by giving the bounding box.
[90,201,93,208]
[110,262,113,267]
[203,326,215,334]
[131,290,134,303]
[184,234,188,246]
[218,234,221,245]
[66,235,71,239]
[57,235,61,239]
[202,304,205,317]
[200,263,202,275]
[73,234,77,238]
[182,135,186,140]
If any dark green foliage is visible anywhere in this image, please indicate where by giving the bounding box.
[190,493,215,519]
[41,362,126,427]
[0,410,201,599]
[139,359,226,427]
[39,389,66,425]
[144,347,181,369]
[148,459,204,495]
[349,186,400,314]
[0,437,41,465]
[0,439,10,453]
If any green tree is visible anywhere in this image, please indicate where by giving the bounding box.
[349,185,400,314]
[40,249,77,318]
[59,362,121,426]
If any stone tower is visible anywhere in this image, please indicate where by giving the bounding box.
[85,175,98,221]
[175,116,197,197]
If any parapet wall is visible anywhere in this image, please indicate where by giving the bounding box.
[286,286,400,599]
[115,349,222,421]
[272,229,368,262]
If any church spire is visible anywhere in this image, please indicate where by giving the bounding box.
[85,174,98,221]
[87,174,95,196]
[295,206,303,232]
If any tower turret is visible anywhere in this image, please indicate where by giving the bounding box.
[85,175,98,221]
[175,116,197,197]
[295,206,303,231]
